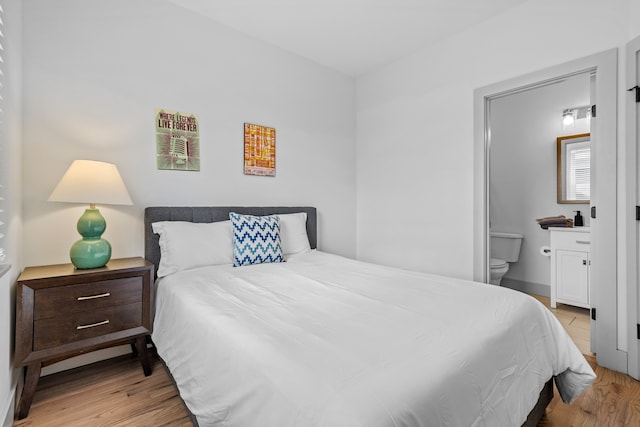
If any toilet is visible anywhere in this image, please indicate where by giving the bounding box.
[490,231,524,286]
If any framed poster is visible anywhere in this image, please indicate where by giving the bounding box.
[244,122,275,176]
[155,109,200,171]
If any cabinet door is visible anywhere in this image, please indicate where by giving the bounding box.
[556,249,589,307]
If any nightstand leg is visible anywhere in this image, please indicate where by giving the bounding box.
[17,362,41,419]
[135,336,152,376]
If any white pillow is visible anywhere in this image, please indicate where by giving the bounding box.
[278,212,311,256]
[152,220,234,277]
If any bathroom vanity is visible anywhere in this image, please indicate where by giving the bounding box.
[549,227,590,309]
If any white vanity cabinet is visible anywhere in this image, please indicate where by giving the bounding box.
[549,227,590,309]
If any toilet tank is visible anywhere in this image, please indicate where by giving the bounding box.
[490,231,524,262]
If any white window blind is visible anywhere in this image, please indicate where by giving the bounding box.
[566,142,590,201]
[0,2,5,262]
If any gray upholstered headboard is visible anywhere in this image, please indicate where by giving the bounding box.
[144,206,317,277]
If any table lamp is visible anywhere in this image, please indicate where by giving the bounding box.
[48,160,133,269]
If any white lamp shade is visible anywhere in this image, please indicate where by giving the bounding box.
[48,160,133,205]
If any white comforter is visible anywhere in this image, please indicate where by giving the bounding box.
[152,251,595,427]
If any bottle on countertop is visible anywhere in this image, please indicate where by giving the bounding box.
[574,210,584,227]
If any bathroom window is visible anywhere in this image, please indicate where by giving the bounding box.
[566,141,590,201]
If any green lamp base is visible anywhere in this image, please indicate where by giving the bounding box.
[70,207,112,269]
[70,238,112,269]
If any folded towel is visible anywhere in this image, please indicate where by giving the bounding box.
[536,215,573,229]
[538,219,572,226]
[540,222,572,229]
[536,215,567,223]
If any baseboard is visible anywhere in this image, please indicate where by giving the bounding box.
[1,385,15,427]
[502,278,550,297]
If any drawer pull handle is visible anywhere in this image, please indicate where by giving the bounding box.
[77,320,109,330]
[77,292,111,301]
[576,240,590,245]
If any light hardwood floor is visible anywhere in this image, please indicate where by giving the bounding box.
[12,294,640,426]
[532,294,640,426]
[12,356,193,427]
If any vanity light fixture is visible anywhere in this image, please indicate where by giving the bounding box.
[561,109,575,128]
[561,105,591,129]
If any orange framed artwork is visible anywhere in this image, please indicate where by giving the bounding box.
[244,123,276,176]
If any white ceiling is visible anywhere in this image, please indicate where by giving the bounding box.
[168,0,528,76]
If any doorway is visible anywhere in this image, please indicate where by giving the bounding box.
[487,72,591,298]
[473,49,625,374]
[486,71,593,353]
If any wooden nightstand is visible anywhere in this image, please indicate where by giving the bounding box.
[14,257,154,419]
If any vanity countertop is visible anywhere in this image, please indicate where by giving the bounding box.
[547,226,590,233]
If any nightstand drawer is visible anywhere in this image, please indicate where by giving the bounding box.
[34,277,143,321]
[33,302,143,350]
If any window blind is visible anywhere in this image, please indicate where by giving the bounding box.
[567,145,590,201]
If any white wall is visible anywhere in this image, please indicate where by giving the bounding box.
[0,270,13,427]
[1,1,23,425]
[490,73,590,292]
[630,1,640,39]
[22,0,357,270]
[356,0,630,279]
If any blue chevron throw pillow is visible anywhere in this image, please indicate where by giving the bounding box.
[230,212,284,267]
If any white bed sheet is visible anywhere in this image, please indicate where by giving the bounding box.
[152,250,595,427]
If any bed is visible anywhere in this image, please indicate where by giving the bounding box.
[144,206,595,427]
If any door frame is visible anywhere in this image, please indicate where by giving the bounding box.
[473,48,625,373]
[626,35,640,379]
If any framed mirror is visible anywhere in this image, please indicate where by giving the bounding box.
[557,133,590,204]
